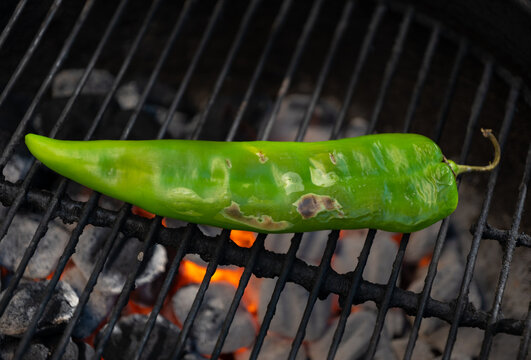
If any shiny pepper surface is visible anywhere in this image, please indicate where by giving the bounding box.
[25,132,496,234]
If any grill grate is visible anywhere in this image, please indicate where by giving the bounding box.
[0,0,530,359]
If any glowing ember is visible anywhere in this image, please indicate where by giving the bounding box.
[178,259,243,289]
[230,230,256,248]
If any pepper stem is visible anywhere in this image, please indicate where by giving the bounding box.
[455,128,500,175]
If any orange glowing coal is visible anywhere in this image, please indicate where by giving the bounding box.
[230,230,256,248]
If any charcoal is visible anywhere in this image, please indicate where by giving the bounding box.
[268,94,339,141]
[3,153,32,183]
[408,241,482,335]
[76,341,96,360]
[52,69,114,98]
[235,332,307,360]
[95,313,192,360]
[0,335,79,360]
[404,222,441,264]
[308,309,395,360]
[426,325,484,360]
[258,279,331,341]
[265,231,330,266]
[72,225,167,294]
[0,213,70,279]
[115,80,176,110]
[172,282,257,355]
[343,116,369,138]
[61,264,116,339]
[332,230,398,284]
[0,280,78,337]
[392,336,434,360]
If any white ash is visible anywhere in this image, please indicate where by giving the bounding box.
[258,279,332,341]
[172,282,257,355]
[197,224,223,237]
[0,213,70,279]
[61,264,117,339]
[2,153,32,183]
[343,116,369,138]
[96,314,195,360]
[71,225,167,294]
[404,221,442,264]
[0,280,78,337]
[76,341,96,360]
[332,230,399,285]
[115,80,176,110]
[392,336,434,360]
[308,309,395,360]
[52,69,114,98]
[235,332,307,360]
[425,325,482,360]
[268,94,340,142]
[265,231,330,266]
[407,241,482,335]
[0,335,79,360]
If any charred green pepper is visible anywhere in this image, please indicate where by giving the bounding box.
[24,130,499,233]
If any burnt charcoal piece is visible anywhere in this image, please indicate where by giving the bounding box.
[0,280,78,337]
[332,230,398,284]
[407,241,482,335]
[3,153,32,183]
[72,225,167,294]
[60,265,117,339]
[0,335,79,360]
[0,213,70,279]
[265,231,329,266]
[235,332,307,360]
[391,336,433,360]
[52,69,114,98]
[308,309,394,360]
[96,314,190,360]
[258,279,332,341]
[76,340,96,360]
[172,282,257,355]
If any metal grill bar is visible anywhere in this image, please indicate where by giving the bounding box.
[365,233,410,359]
[294,0,354,142]
[210,233,266,359]
[331,3,386,140]
[432,38,467,142]
[49,2,198,358]
[442,60,513,360]
[367,5,413,134]
[401,24,440,132]
[226,0,294,142]
[133,225,194,360]
[403,60,515,360]
[0,0,98,318]
[0,0,97,241]
[0,0,64,167]
[289,231,339,359]
[258,0,324,140]
[94,216,161,359]
[0,0,29,51]
[0,0,161,347]
[50,204,130,360]
[250,233,303,359]
[327,229,376,359]
[169,229,231,360]
[480,119,529,357]
[191,0,261,140]
[132,0,229,355]
[156,0,225,139]
[476,225,531,248]
[0,177,525,334]
[519,302,531,360]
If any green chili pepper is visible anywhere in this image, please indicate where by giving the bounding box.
[24,130,499,233]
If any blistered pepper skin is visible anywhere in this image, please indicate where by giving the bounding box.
[25,133,459,233]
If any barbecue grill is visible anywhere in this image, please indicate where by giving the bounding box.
[0,0,530,359]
